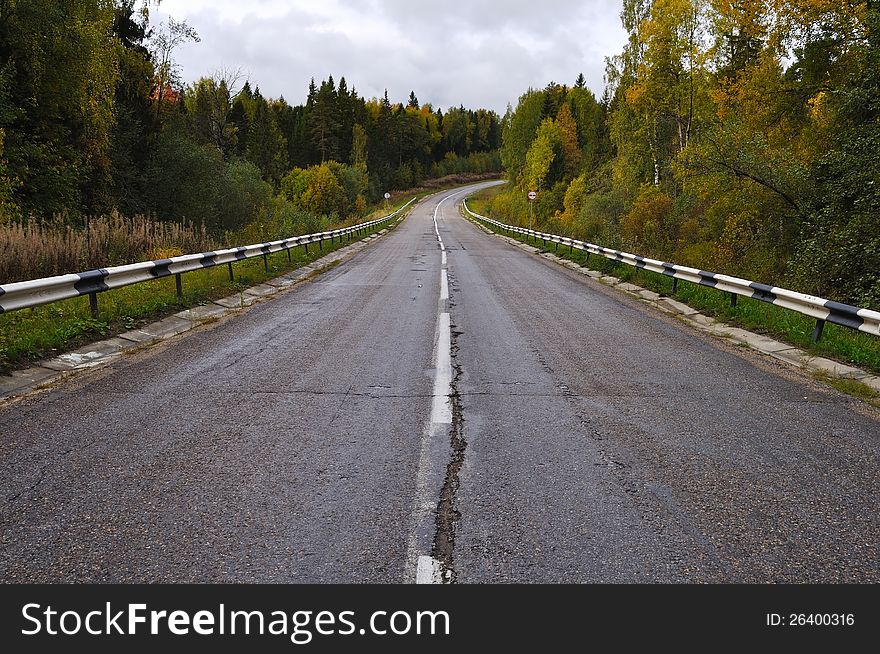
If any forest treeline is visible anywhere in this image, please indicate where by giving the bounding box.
[493,0,879,307]
[0,0,501,241]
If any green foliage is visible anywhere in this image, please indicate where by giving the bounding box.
[216,160,272,231]
[524,121,557,191]
[146,122,223,225]
[0,0,120,216]
[298,164,346,216]
[495,1,879,309]
[621,185,675,256]
[245,90,289,185]
[0,1,500,242]
[501,90,544,182]
[280,161,369,218]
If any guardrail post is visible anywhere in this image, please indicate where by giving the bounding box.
[554,241,558,251]
[318,239,323,251]
[812,319,826,342]
[263,253,269,272]
[287,248,292,264]
[89,292,98,319]
[227,261,234,282]
[175,273,182,299]
[305,242,309,254]
[730,293,738,307]
[672,278,678,294]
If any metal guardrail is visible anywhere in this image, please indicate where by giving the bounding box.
[463,200,880,341]
[0,197,417,316]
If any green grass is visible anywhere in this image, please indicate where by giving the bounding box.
[465,196,880,376]
[817,374,880,408]
[0,205,408,374]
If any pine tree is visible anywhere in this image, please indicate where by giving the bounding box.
[246,92,289,184]
[309,78,340,162]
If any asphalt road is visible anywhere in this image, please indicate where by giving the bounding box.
[1,182,877,583]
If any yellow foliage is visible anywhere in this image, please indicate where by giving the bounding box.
[557,174,588,224]
[621,186,674,252]
[148,246,184,260]
[807,91,831,127]
[555,104,582,179]
[625,82,647,107]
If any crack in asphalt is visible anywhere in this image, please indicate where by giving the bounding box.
[4,438,98,504]
[430,312,467,583]
[325,380,356,430]
[5,468,46,502]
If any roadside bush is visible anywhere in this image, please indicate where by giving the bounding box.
[216,160,273,232]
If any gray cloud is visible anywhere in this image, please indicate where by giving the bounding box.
[157,0,626,113]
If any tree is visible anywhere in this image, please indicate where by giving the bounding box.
[149,17,200,119]
[618,0,707,185]
[350,123,368,168]
[442,106,473,156]
[228,81,254,157]
[298,163,346,216]
[109,0,157,215]
[501,90,544,183]
[787,1,880,305]
[0,0,121,216]
[309,78,340,162]
[246,91,289,185]
[524,119,559,191]
[187,71,242,156]
[567,85,606,170]
[146,121,223,226]
[555,104,581,179]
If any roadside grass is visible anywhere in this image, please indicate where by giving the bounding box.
[0,205,404,374]
[465,194,880,377]
[816,374,880,409]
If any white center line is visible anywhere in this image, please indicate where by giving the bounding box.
[430,311,453,424]
[408,191,461,583]
[416,555,442,584]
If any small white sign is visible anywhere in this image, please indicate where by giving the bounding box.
[527,191,537,201]
[384,192,391,199]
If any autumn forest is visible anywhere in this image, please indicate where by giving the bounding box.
[491,0,879,307]
[1,0,878,310]
[0,1,501,281]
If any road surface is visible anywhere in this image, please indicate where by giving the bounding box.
[1,183,877,583]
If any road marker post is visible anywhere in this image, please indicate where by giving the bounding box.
[527,190,537,235]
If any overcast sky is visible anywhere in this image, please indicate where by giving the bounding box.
[157,0,627,114]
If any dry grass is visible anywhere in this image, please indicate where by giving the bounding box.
[0,213,216,283]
